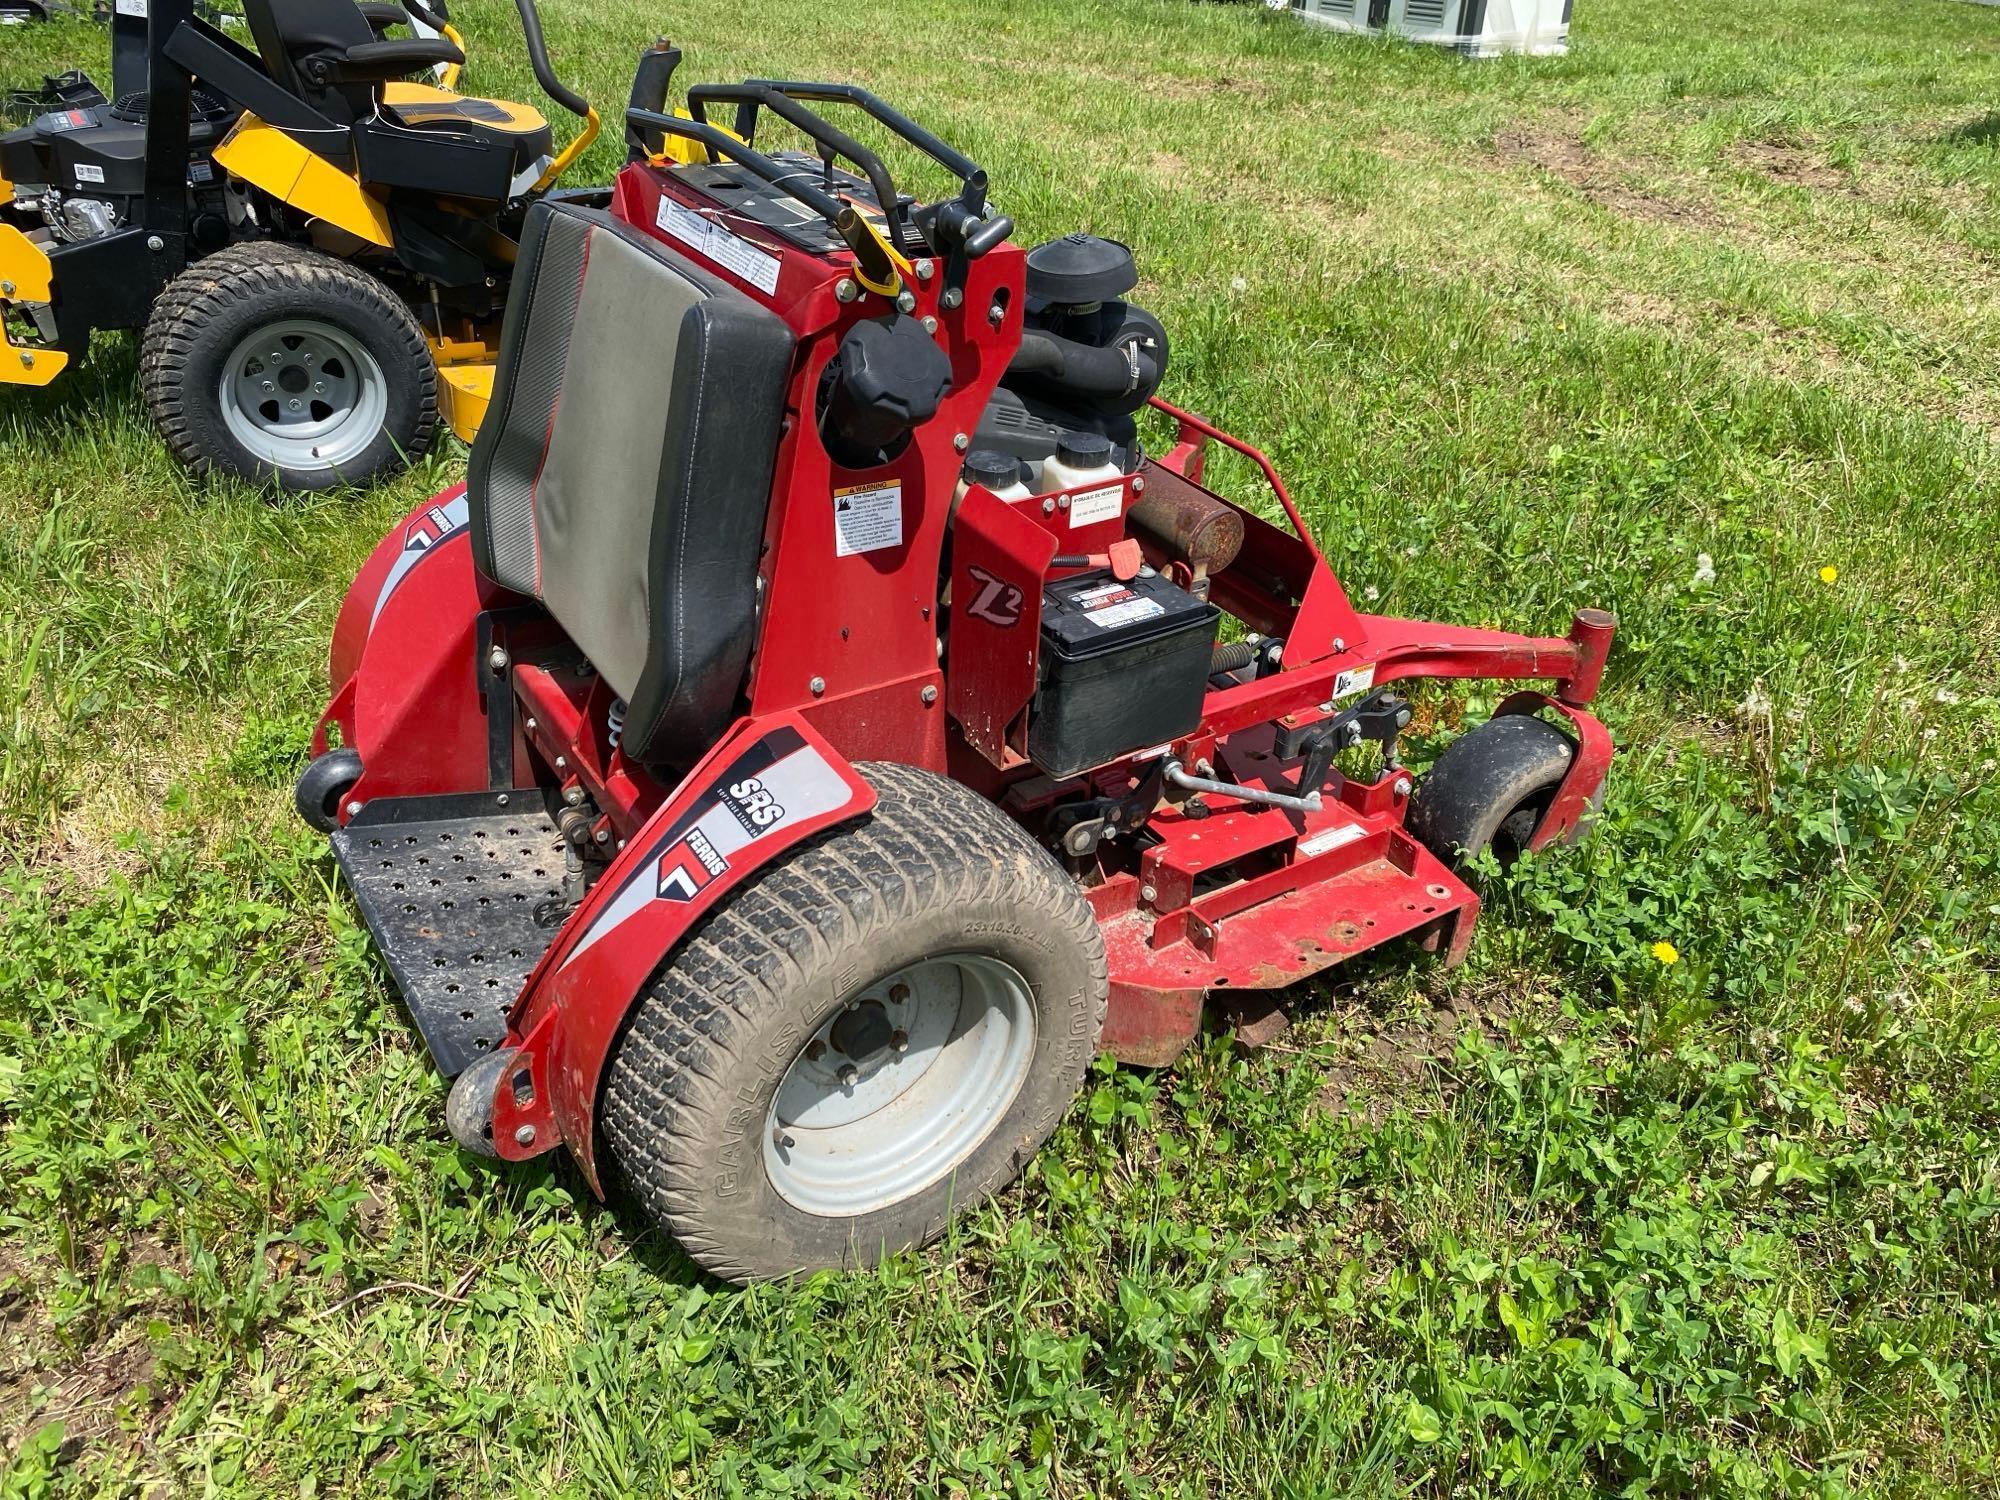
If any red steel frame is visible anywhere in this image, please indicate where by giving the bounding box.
[314,150,1616,1186]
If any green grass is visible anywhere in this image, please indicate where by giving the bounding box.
[3,0,1999,1492]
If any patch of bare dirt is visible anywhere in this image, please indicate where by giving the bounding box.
[0,1236,182,1472]
[1733,141,1859,196]
[1495,125,1721,229]
[1299,981,1539,1125]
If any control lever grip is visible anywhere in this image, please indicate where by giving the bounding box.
[963,213,1013,258]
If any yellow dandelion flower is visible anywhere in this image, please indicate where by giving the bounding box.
[1819,565,1838,584]
[1650,940,1680,966]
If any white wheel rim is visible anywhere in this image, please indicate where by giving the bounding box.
[218,318,387,472]
[764,954,1037,1218]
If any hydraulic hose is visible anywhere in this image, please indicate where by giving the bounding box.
[1009,329,1159,400]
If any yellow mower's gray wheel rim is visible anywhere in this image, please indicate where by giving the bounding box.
[219,318,388,473]
[764,953,1038,1217]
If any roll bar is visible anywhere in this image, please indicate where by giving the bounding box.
[633,79,1010,278]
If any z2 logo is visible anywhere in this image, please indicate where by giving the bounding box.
[963,565,1025,628]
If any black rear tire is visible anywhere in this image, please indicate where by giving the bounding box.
[140,242,437,491]
[601,761,1108,1284]
[1407,714,1578,871]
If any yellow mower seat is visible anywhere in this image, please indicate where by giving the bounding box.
[380,82,552,173]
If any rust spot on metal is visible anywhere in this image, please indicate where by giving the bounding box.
[1126,467,1246,572]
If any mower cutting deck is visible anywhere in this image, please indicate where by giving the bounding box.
[300,52,1616,1282]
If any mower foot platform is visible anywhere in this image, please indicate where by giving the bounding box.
[331,792,568,1076]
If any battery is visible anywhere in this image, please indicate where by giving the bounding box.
[1028,568,1220,779]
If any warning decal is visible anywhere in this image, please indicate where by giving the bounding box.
[1298,823,1366,858]
[1331,663,1376,700]
[833,481,903,557]
[655,197,781,295]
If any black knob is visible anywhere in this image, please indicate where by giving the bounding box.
[819,314,952,466]
[1055,430,1112,468]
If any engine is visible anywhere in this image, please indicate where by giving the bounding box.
[0,86,242,251]
[973,233,1170,482]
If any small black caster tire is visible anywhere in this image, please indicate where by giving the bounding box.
[141,242,438,491]
[601,761,1109,1284]
[1407,714,1578,871]
[445,1049,515,1159]
[295,746,363,833]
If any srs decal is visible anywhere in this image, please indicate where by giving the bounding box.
[370,493,470,627]
[562,729,853,967]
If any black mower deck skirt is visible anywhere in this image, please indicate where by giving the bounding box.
[331,792,568,1076]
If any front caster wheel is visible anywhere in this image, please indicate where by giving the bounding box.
[295,746,363,833]
[1407,714,1580,872]
[601,761,1109,1284]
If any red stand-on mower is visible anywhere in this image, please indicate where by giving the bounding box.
[300,57,1615,1282]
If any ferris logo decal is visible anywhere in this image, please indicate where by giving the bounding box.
[963,566,1025,628]
[717,776,785,837]
[369,491,469,628]
[655,827,728,902]
[403,504,458,553]
[558,738,859,969]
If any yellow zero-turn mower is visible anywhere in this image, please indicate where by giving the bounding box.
[0,0,598,488]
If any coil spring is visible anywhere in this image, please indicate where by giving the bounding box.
[606,697,626,751]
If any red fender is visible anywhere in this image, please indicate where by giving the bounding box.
[1496,691,1614,849]
[481,714,876,1194]
[311,485,497,807]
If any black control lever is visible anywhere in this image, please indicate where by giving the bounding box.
[625,39,681,161]
[913,173,1014,305]
[964,213,1014,259]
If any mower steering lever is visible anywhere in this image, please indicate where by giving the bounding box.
[626,109,848,223]
[509,0,590,120]
[742,80,982,186]
[688,83,904,243]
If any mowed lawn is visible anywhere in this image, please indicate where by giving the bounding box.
[3,0,1999,1491]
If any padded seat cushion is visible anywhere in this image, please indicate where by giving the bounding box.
[468,200,795,767]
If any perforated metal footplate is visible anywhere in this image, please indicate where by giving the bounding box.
[330,792,568,1077]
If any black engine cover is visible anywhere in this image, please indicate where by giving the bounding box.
[0,95,236,201]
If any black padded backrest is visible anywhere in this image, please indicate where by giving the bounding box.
[469,199,795,769]
[241,0,378,118]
